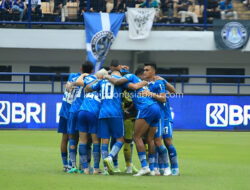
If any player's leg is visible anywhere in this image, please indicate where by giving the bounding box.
[58,116,69,172]
[104,118,124,175]
[147,126,157,175]
[110,138,119,172]
[91,133,101,174]
[67,112,79,173]
[163,121,179,176]
[101,138,110,175]
[154,116,170,176]
[99,118,110,175]
[77,110,89,174]
[88,114,101,174]
[143,103,161,176]
[87,135,92,172]
[133,118,151,176]
[123,119,138,173]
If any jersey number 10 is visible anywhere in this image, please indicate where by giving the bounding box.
[101,83,114,99]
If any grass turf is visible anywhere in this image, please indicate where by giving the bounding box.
[0,130,250,190]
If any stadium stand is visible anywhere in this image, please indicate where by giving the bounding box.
[0,0,249,25]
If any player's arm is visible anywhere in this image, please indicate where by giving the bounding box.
[140,90,166,103]
[154,76,176,94]
[85,80,99,93]
[104,75,128,85]
[65,82,72,92]
[166,82,176,94]
[75,73,89,86]
[126,81,148,91]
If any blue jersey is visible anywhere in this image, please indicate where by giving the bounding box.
[123,74,155,111]
[148,79,166,116]
[91,75,125,118]
[59,73,78,119]
[80,75,101,117]
[69,73,84,113]
[161,79,173,122]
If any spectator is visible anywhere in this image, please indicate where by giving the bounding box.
[125,0,136,8]
[205,0,220,20]
[112,0,125,12]
[161,0,174,22]
[25,0,42,20]
[106,0,114,13]
[176,0,199,24]
[220,0,238,20]
[140,0,160,8]
[54,0,68,22]
[0,0,13,21]
[89,0,105,12]
[12,0,25,21]
[78,0,87,21]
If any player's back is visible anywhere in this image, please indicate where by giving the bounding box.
[69,73,84,113]
[59,73,79,118]
[96,75,124,118]
[80,75,101,116]
[123,74,156,111]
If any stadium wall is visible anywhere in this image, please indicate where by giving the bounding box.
[0,28,250,51]
[0,49,250,94]
[0,29,250,94]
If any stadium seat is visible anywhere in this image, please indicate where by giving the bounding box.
[67,2,79,20]
[41,2,52,14]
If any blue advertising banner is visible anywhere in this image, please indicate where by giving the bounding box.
[84,12,125,72]
[0,94,250,130]
[0,94,62,129]
[170,95,250,130]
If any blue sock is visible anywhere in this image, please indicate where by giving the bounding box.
[68,156,72,168]
[130,142,133,164]
[167,144,178,169]
[113,154,118,167]
[138,152,147,168]
[101,143,109,167]
[93,143,100,169]
[69,139,77,167]
[110,138,118,166]
[148,154,155,171]
[87,142,92,167]
[61,152,68,167]
[79,143,88,169]
[159,145,170,169]
[110,138,116,149]
[154,146,159,169]
[109,141,123,159]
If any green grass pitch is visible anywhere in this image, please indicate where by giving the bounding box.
[0,130,250,190]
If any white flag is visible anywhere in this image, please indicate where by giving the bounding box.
[127,8,155,40]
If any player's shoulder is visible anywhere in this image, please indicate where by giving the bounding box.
[111,74,121,79]
[124,73,135,79]
[84,75,98,85]
[68,73,77,81]
[155,79,165,85]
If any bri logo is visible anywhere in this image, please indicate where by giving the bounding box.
[206,103,250,127]
[0,101,11,124]
[0,101,46,125]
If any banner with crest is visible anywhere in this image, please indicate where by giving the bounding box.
[84,13,125,72]
[213,19,250,50]
[127,8,155,40]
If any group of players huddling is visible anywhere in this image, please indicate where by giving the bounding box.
[58,60,179,176]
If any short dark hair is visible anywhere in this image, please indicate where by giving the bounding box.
[110,60,120,67]
[144,63,157,71]
[82,61,94,74]
[135,67,144,76]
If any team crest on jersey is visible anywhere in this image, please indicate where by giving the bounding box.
[91,31,115,62]
[221,22,248,49]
